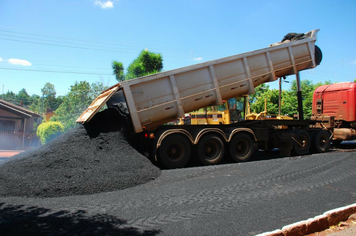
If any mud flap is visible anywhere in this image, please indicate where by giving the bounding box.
[278,133,294,156]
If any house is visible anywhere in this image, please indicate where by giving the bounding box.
[0,99,41,150]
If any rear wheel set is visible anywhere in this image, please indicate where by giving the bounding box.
[292,130,311,155]
[229,133,255,162]
[158,134,191,169]
[197,134,225,165]
[311,130,330,153]
[157,129,330,169]
[292,129,330,155]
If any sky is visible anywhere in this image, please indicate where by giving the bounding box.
[0,0,355,97]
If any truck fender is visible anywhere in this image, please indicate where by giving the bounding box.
[194,128,228,144]
[155,129,194,162]
[228,128,257,142]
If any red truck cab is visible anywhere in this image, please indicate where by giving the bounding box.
[312,82,356,143]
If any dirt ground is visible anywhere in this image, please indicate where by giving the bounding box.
[0,151,23,158]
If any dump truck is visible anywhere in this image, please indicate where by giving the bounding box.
[311,82,356,146]
[77,29,327,169]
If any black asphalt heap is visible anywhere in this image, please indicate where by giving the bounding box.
[0,109,161,198]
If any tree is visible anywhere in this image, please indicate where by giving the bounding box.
[29,94,42,113]
[17,88,30,106]
[41,82,60,110]
[246,79,333,118]
[251,89,279,114]
[90,81,108,98]
[2,89,33,107]
[51,81,108,131]
[281,79,331,118]
[2,91,16,104]
[126,50,163,80]
[41,82,56,97]
[273,79,314,118]
[248,84,270,106]
[53,96,63,110]
[112,49,163,81]
[247,84,271,114]
[112,61,125,82]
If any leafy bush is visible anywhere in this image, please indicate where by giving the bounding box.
[36,121,64,144]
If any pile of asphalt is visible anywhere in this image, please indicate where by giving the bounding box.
[0,109,161,198]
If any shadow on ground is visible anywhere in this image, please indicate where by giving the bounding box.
[332,141,356,151]
[0,203,160,236]
[182,141,356,169]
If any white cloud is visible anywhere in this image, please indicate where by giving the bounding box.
[0,57,2,62]
[353,60,356,65]
[8,58,32,66]
[193,57,203,62]
[95,0,114,9]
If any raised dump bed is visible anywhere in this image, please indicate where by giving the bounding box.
[78,29,321,133]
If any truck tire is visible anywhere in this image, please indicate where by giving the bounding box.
[292,130,311,155]
[158,134,191,169]
[311,130,330,153]
[197,134,225,165]
[229,133,254,162]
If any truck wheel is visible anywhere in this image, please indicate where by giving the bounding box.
[158,134,191,169]
[292,130,311,155]
[311,130,330,153]
[197,134,225,165]
[229,133,254,162]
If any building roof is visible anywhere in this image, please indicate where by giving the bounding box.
[0,99,41,118]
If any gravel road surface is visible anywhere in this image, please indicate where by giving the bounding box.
[1,149,355,236]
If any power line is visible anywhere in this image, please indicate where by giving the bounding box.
[0,29,179,52]
[0,67,113,75]
[0,29,135,47]
[0,37,129,53]
[32,63,111,71]
[0,28,212,56]
[0,28,221,58]
[0,30,188,56]
[0,36,197,59]
[0,32,137,53]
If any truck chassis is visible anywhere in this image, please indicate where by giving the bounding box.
[141,119,331,169]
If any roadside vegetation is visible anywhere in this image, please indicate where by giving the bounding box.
[36,121,64,144]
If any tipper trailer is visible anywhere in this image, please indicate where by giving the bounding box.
[77,29,328,169]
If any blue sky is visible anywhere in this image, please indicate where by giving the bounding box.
[0,0,355,97]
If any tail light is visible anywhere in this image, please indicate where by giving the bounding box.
[144,132,155,139]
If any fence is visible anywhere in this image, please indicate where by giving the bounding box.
[0,131,41,150]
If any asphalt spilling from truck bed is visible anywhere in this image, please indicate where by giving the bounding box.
[0,109,161,198]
